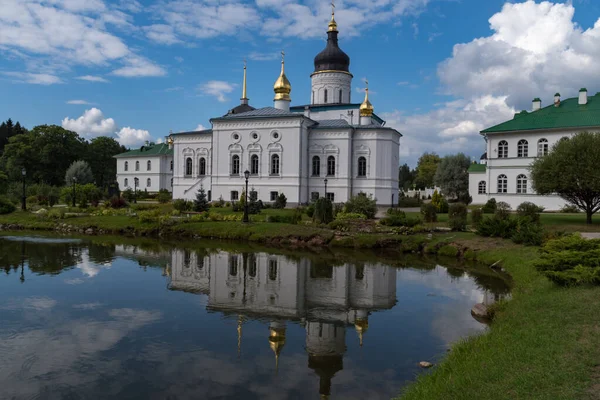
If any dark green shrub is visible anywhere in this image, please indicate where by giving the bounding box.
[397,196,421,207]
[122,188,134,202]
[313,198,333,224]
[517,202,544,222]
[437,197,449,213]
[248,190,261,215]
[333,202,344,218]
[448,203,468,231]
[306,204,315,218]
[476,216,519,238]
[438,245,459,257]
[471,208,483,225]
[380,214,422,227]
[387,208,406,217]
[495,201,512,220]
[48,187,60,207]
[273,193,287,209]
[0,196,16,214]
[482,198,497,214]
[458,192,473,205]
[194,186,210,212]
[157,189,171,204]
[344,192,377,219]
[335,212,366,220]
[173,199,193,212]
[109,196,127,208]
[420,203,437,223]
[560,204,580,213]
[328,220,350,231]
[511,218,545,246]
[268,212,301,224]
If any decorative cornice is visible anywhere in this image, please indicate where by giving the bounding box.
[310,70,353,78]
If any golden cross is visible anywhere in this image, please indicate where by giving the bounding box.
[365,78,369,89]
[331,0,335,14]
[243,58,247,68]
[281,50,285,63]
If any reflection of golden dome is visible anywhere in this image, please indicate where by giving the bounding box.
[269,325,286,370]
[359,82,374,117]
[354,318,369,347]
[274,51,291,101]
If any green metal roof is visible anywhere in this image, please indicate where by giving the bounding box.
[482,93,600,134]
[468,163,486,173]
[114,143,173,158]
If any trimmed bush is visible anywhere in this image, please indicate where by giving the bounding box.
[0,196,16,215]
[313,198,334,224]
[482,198,497,214]
[157,189,171,204]
[438,245,459,258]
[47,208,66,219]
[380,214,422,227]
[495,201,512,220]
[448,203,468,231]
[560,204,580,213]
[344,192,377,219]
[420,203,437,223]
[476,216,519,238]
[273,193,287,209]
[173,199,193,212]
[335,212,367,220]
[517,202,544,222]
[397,196,422,207]
[471,208,483,226]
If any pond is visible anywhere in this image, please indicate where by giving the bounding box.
[0,234,510,399]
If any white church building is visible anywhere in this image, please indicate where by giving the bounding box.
[469,89,600,211]
[168,11,401,206]
[114,142,174,193]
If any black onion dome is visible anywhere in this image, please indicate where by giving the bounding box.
[313,30,350,73]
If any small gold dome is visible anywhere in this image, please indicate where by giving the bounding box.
[328,14,337,32]
[269,325,286,370]
[274,51,291,101]
[355,318,369,347]
[359,82,374,117]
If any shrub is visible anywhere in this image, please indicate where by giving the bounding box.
[335,212,367,221]
[333,202,344,218]
[397,196,422,207]
[173,199,193,212]
[157,189,171,204]
[47,208,66,219]
[517,202,544,222]
[431,190,443,210]
[48,187,60,207]
[482,198,497,214]
[313,198,334,224]
[387,208,405,217]
[471,208,483,226]
[437,197,449,213]
[495,201,512,220]
[267,213,301,224]
[328,220,350,231]
[380,214,422,227]
[248,189,262,215]
[26,195,38,205]
[344,192,377,219]
[273,193,287,209]
[476,216,519,238]
[306,203,315,218]
[420,203,437,223]
[232,201,242,212]
[560,204,580,213]
[225,201,231,207]
[122,188,134,202]
[109,196,128,209]
[194,186,210,212]
[438,245,459,258]
[458,192,473,205]
[0,196,16,214]
[448,203,468,231]
[138,209,162,224]
[511,218,545,246]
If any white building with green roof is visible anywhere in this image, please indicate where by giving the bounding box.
[469,89,598,210]
[114,142,174,193]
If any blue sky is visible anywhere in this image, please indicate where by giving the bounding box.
[2,0,600,166]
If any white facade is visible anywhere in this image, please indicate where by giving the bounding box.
[114,143,173,193]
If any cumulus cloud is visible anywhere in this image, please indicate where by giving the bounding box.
[76,75,109,83]
[144,24,181,45]
[116,127,153,147]
[199,80,237,102]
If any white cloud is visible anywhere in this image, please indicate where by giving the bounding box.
[199,80,236,102]
[195,124,207,131]
[2,72,62,85]
[67,100,93,105]
[62,108,117,138]
[174,56,184,63]
[112,55,167,77]
[116,127,153,147]
[248,51,279,61]
[76,75,109,83]
[144,24,181,45]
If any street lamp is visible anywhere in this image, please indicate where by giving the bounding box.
[243,170,250,223]
[324,178,328,200]
[72,176,77,207]
[21,168,26,211]
[134,178,139,204]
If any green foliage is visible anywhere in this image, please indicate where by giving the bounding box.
[333,202,344,218]
[448,203,468,231]
[65,160,94,185]
[157,189,171,204]
[535,235,600,286]
[431,189,442,209]
[344,192,377,219]
[437,197,449,213]
[86,137,125,188]
[194,186,210,212]
[173,199,193,212]
[476,216,519,238]
[122,189,134,202]
[433,153,471,200]
[47,208,66,219]
[471,208,484,225]
[0,118,27,156]
[380,213,422,227]
[306,203,315,218]
[420,203,438,223]
[273,193,287,209]
[414,152,441,189]
[267,210,301,224]
[0,196,16,214]
[397,195,422,207]
[109,196,127,209]
[495,201,512,220]
[248,189,262,215]
[482,198,497,214]
[313,198,333,224]
[531,132,600,223]
[560,204,580,213]
[138,209,162,224]
[398,163,416,191]
[516,202,544,222]
[511,218,545,246]
[437,245,459,258]
[335,212,367,220]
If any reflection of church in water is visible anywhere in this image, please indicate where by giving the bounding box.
[167,249,397,398]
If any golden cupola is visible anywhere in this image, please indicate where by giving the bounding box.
[359,80,374,117]
[354,318,369,347]
[328,3,337,32]
[273,50,291,102]
[269,322,287,371]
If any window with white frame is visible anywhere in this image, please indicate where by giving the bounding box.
[326,192,335,202]
[147,160,151,171]
[357,156,367,177]
[327,155,335,176]
[124,178,128,187]
[251,154,259,175]
[517,174,528,194]
[497,174,507,193]
[270,191,278,201]
[124,161,128,171]
[185,157,192,176]
[498,140,508,158]
[231,191,239,201]
[268,259,278,281]
[146,178,151,187]
[312,155,320,176]
[538,138,549,156]
[478,181,486,195]
[231,154,240,175]
[199,157,206,175]
[324,89,328,104]
[517,140,528,157]
[135,161,140,171]
[271,154,280,175]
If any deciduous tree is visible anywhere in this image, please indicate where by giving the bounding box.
[434,153,471,200]
[414,152,441,189]
[85,137,126,188]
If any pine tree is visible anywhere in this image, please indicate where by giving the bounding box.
[194,185,209,212]
[248,187,261,214]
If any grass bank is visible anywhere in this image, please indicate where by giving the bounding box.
[398,235,600,400]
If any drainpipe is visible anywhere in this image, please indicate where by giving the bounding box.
[349,127,355,200]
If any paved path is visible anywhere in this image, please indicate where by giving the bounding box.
[581,233,600,239]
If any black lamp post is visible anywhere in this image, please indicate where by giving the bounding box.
[71,176,77,207]
[134,178,139,204]
[324,178,328,200]
[21,167,26,211]
[243,170,250,223]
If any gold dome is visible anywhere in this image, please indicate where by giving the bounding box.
[328,1,338,32]
[354,318,369,347]
[274,51,291,101]
[269,325,286,371]
[359,80,374,117]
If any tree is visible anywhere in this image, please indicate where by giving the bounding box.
[65,160,94,185]
[398,163,415,191]
[433,153,471,200]
[0,119,27,156]
[531,132,600,224]
[194,185,210,212]
[85,137,126,188]
[414,152,441,189]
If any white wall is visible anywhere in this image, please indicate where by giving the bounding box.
[115,155,173,192]
[310,72,352,105]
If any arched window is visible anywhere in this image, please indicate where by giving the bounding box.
[124,178,128,187]
[199,157,206,175]
[251,154,259,175]
[170,160,173,171]
[135,161,140,171]
[185,157,192,176]
[231,154,240,175]
[312,156,320,177]
[327,155,336,176]
[357,156,367,177]
[146,178,151,187]
[517,174,528,194]
[478,181,486,194]
[147,160,151,171]
[339,89,343,103]
[497,174,507,193]
[324,89,328,103]
[538,138,549,157]
[268,259,277,281]
[517,139,528,158]
[271,154,280,175]
[170,178,173,187]
[124,161,128,171]
[498,140,508,158]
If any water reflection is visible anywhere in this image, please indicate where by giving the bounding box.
[0,235,510,399]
